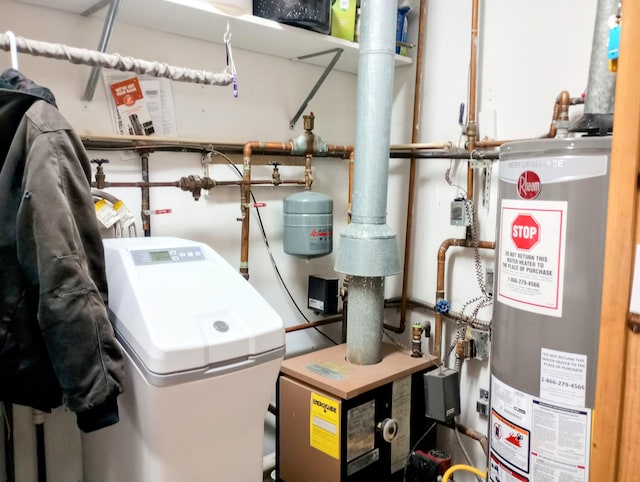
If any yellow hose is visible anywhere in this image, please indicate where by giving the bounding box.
[442,463,487,482]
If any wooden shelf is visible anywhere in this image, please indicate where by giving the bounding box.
[16,0,413,74]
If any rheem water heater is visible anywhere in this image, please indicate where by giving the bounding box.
[490,137,610,482]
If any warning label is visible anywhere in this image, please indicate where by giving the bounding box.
[310,392,340,459]
[497,199,567,317]
[490,453,529,482]
[491,409,530,473]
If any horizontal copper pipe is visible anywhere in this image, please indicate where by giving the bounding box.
[285,315,343,333]
[455,421,489,457]
[474,90,583,148]
[95,181,179,188]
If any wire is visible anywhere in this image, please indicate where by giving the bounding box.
[403,421,438,482]
[453,417,484,482]
[212,150,339,345]
[383,329,412,352]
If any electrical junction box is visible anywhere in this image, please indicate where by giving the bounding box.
[308,275,339,315]
[423,368,460,423]
[450,198,471,227]
[277,343,439,482]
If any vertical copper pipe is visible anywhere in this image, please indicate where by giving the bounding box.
[466,0,480,200]
[397,0,428,334]
[434,238,494,359]
[240,141,293,279]
[140,151,151,237]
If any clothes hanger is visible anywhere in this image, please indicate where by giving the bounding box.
[6,31,19,70]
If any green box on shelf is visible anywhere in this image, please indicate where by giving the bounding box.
[331,0,357,41]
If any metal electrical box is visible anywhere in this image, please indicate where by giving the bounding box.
[277,343,438,482]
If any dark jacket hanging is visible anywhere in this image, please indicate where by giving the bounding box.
[0,69,125,432]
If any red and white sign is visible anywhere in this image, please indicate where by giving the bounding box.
[517,171,541,199]
[498,200,567,317]
[511,214,540,250]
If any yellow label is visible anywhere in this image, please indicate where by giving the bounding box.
[94,199,107,212]
[310,392,340,459]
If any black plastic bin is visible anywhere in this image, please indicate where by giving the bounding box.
[253,0,332,34]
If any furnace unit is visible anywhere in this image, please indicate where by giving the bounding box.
[277,343,437,481]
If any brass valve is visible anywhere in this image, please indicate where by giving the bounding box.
[91,158,109,189]
[179,175,216,201]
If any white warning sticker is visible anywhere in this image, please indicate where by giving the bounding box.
[497,199,567,317]
[491,409,530,473]
[540,348,587,407]
[531,400,590,482]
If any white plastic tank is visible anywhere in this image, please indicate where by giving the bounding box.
[490,137,610,482]
[82,237,285,482]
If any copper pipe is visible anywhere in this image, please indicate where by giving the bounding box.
[241,142,294,279]
[95,179,303,188]
[465,0,480,201]
[384,297,490,327]
[467,0,479,141]
[140,151,151,236]
[327,144,353,158]
[474,139,507,148]
[285,315,343,333]
[215,179,305,186]
[455,422,489,457]
[395,0,428,335]
[96,181,180,188]
[390,142,453,150]
[474,90,582,148]
[434,238,495,359]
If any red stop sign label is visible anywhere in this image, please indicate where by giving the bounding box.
[511,214,540,250]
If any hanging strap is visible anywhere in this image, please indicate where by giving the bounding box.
[224,22,238,97]
[0,32,233,86]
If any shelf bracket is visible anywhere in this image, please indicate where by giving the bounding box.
[82,0,121,101]
[289,48,343,129]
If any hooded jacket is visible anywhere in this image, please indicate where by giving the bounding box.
[0,69,124,432]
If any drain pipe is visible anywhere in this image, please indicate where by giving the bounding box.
[571,0,618,135]
[335,0,401,365]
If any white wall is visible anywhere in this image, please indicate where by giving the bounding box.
[0,0,597,480]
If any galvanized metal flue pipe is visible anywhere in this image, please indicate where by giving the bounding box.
[434,238,495,359]
[334,0,401,365]
[571,0,618,134]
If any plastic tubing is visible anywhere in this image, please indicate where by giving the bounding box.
[442,464,487,482]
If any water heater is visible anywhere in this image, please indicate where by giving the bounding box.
[490,137,610,482]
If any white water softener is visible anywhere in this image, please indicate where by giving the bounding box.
[82,237,285,482]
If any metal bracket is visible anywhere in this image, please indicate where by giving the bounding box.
[470,159,492,208]
[289,48,343,129]
[82,0,121,101]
